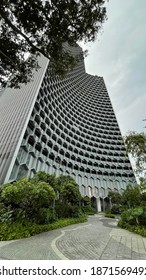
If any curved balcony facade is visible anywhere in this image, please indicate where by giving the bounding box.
[0,44,136,210]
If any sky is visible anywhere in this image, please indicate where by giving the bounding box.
[80,0,146,136]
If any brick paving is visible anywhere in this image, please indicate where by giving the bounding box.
[0,214,146,260]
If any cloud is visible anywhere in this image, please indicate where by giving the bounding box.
[81,0,146,135]
[116,94,146,135]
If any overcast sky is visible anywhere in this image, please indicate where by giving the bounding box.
[80,0,146,136]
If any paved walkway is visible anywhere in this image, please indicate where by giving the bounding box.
[0,214,146,260]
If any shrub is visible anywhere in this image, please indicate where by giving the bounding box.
[119,207,146,226]
[81,205,96,215]
[65,205,83,218]
[0,203,14,223]
[0,222,31,240]
[60,182,81,205]
[104,213,115,218]
[1,178,56,221]
[111,204,122,214]
[55,201,83,218]
[118,220,146,238]
[81,196,91,206]
[34,207,56,224]
[0,216,87,241]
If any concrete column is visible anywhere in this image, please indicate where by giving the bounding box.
[96,197,101,212]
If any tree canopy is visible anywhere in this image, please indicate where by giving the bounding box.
[1,178,56,221]
[60,181,81,205]
[0,0,107,88]
[124,131,146,176]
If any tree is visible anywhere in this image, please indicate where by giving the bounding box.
[60,181,81,205]
[0,0,107,88]
[139,177,146,192]
[30,171,57,191]
[55,174,75,189]
[1,178,56,221]
[124,131,146,176]
[108,191,122,205]
[122,184,141,209]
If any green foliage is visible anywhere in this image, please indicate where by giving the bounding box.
[115,180,146,237]
[34,207,56,225]
[81,205,97,215]
[0,173,87,240]
[104,213,115,219]
[63,205,83,218]
[30,172,57,192]
[124,131,146,176]
[0,216,87,241]
[55,200,82,219]
[139,177,146,192]
[140,192,146,206]
[2,178,54,206]
[0,0,107,88]
[0,203,14,223]
[0,222,31,240]
[1,178,56,221]
[30,171,49,183]
[119,206,146,227]
[55,174,75,188]
[111,204,122,214]
[60,181,81,205]
[118,220,146,238]
[81,196,91,206]
[122,184,141,208]
[108,191,122,204]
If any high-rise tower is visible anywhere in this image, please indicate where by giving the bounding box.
[0,44,136,210]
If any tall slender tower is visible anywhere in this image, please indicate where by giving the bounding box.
[0,44,136,210]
